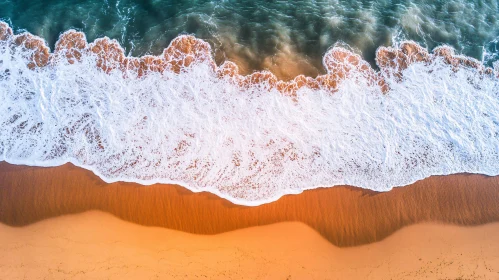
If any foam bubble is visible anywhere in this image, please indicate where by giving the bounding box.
[1,22,498,205]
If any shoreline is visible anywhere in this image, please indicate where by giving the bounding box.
[2,162,499,247]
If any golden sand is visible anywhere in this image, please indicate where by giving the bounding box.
[1,162,499,278]
[0,211,498,279]
[1,162,499,247]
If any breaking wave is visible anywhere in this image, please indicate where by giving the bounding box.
[1,21,498,205]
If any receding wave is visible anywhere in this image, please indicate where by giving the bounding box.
[1,21,498,205]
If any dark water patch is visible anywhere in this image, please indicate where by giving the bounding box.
[1,0,499,72]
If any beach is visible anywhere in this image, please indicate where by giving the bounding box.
[1,162,499,278]
[1,2,499,277]
[1,211,498,279]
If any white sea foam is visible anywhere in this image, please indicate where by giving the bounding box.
[1,32,499,206]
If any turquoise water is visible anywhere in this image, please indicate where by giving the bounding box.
[1,0,498,71]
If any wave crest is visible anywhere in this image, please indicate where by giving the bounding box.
[2,22,495,94]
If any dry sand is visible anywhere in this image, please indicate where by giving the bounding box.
[1,162,499,279]
[0,211,498,279]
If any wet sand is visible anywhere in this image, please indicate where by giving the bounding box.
[1,211,498,279]
[1,162,499,247]
[1,162,499,278]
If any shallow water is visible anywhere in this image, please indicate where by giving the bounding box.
[1,0,499,73]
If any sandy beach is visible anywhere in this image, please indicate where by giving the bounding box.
[1,211,498,279]
[2,162,499,246]
[1,162,499,278]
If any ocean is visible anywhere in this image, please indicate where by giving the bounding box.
[0,0,499,205]
[2,0,499,71]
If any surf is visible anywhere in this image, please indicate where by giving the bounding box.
[1,21,498,205]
